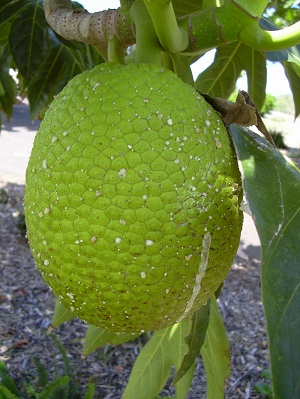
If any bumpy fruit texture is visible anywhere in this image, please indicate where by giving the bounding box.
[24,63,243,333]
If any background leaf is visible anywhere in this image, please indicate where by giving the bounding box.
[9,0,50,84]
[0,46,17,119]
[195,42,267,110]
[172,0,204,17]
[229,125,300,399]
[83,325,140,356]
[283,53,300,119]
[3,0,104,119]
[200,295,230,399]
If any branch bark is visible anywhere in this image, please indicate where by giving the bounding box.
[43,0,136,59]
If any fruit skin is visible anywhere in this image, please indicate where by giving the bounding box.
[24,62,243,333]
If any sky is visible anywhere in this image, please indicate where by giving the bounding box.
[78,0,291,97]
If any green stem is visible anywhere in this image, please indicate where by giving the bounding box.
[107,37,126,63]
[143,0,189,53]
[240,21,300,51]
[130,0,162,64]
[181,1,300,54]
[231,0,269,18]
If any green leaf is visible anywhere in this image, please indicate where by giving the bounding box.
[0,0,27,25]
[283,55,300,119]
[9,0,51,84]
[229,125,300,399]
[83,381,96,399]
[0,21,12,47]
[163,53,195,85]
[37,375,70,399]
[33,357,49,388]
[83,325,113,356]
[201,295,230,399]
[0,46,17,119]
[50,299,75,329]
[111,331,142,346]
[5,0,103,117]
[123,327,174,399]
[195,42,267,110]
[82,325,139,356]
[169,318,194,399]
[173,302,210,384]
[124,319,195,399]
[0,386,19,399]
[172,0,204,17]
[27,45,81,117]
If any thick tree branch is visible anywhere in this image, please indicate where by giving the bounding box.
[180,2,300,54]
[43,0,300,61]
[43,0,135,59]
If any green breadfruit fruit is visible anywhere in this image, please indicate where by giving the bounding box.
[24,63,243,333]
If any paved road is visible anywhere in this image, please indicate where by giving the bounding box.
[0,103,261,261]
[0,104,40,183]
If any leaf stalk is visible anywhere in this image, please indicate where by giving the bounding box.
[240,21,300,51]
[143,0,189,53]
[130,0,162,64]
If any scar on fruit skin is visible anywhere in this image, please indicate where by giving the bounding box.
[176,232,211,323]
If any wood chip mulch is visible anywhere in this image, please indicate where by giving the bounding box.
[0,181,271,399]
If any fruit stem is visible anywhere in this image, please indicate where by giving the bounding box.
[143,0,189,53]
[130,0,162,64]
[107,37,126,63]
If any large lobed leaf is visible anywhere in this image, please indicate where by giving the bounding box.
[1,0,104,120]
[195,42,267,110]
[230,125,300,399]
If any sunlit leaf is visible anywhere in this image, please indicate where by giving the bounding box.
[50,299,75,329]
[283,54,300,119]
[173,302,210,384]
[230,125,300,399]
[164,53,195,85]
[195,42,267,110]
[83,325,120,356]
[83,325,140,356]
[123,327,173,399]
[201,295,230,399]
[173,0,204,17]
[169,318,195,399]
